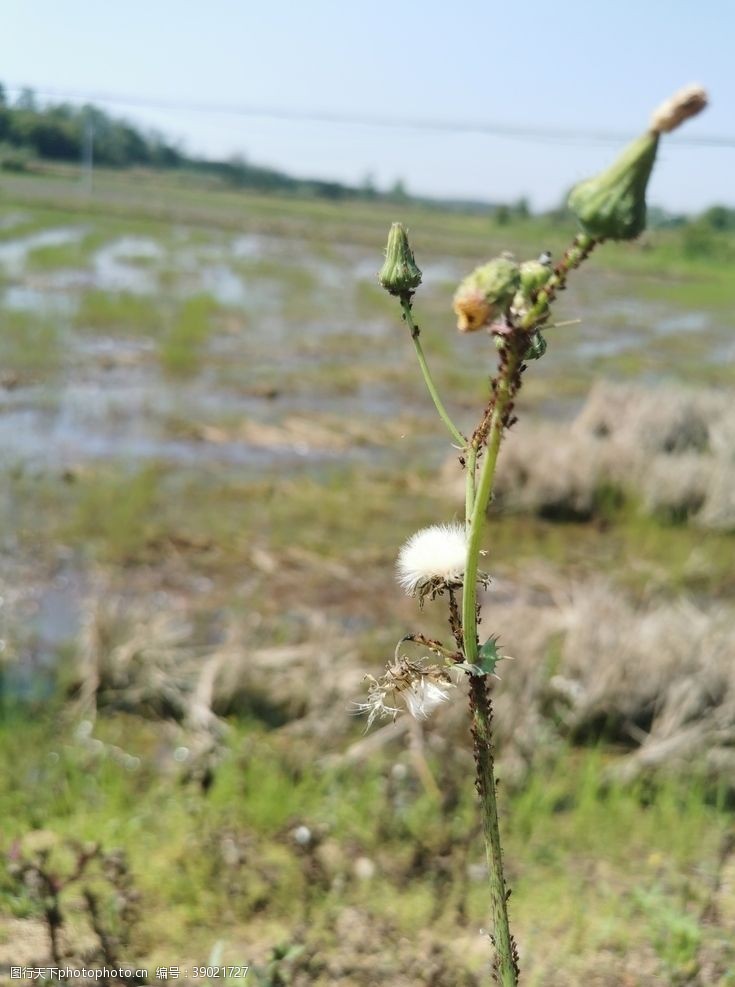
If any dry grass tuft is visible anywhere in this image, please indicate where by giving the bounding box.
[72,571,735,785]
[482,574,735,782]
[468,381,735,528]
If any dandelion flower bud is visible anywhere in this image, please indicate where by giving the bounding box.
[378,222,422,296]
[568,131,659,241]
[453,255,521,332]
[650,84,708,134]
[396,522,467,596]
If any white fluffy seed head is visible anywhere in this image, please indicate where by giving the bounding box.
[403,679,451,719]
[396,522,467,595]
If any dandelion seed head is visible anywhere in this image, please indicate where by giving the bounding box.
[403,678,452,719]
[352,657,455,729]
[396,523,467,596]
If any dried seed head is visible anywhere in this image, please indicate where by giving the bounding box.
[378,222,422,296]
[650,84,708,134]
[352,657,454,728]
[402,678,452,719]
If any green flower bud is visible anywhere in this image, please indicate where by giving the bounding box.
[378,223,422,296]
[519,259,553,296]
[453,255,520,332]
[511,259,554,321]
[568,131,659,241]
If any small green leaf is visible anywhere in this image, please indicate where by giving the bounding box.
[455,637,508,678]
[454,660,485,677]
[476,635,504,675]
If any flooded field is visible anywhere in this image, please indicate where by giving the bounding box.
[2,170,735,983]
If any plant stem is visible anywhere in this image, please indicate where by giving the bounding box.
[457,235,599,980]
[462,347,521,986]
[520,233,598,332]
[400,296,465,447]
[462,349,520,664]
[465,444,478,528]
[469,675,517,986]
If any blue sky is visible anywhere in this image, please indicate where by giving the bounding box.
[3,0,734,211]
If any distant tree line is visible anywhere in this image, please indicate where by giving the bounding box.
[0,83,380,200]
[0,83,507,207]
[1,84,733,226]
[0,85,183,168]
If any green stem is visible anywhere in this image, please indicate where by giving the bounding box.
[462,348,521,986]
[465,444,478,529]
[400,296,465,447]
[457,236,599,980]
[462,351,519,664]
[520,232,598,332]
[469,676,517,986]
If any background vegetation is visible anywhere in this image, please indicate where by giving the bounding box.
[0,149,734,985]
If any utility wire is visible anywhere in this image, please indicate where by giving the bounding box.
[5,83,735,149]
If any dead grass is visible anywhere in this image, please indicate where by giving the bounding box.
[482,381,735,529]
[64,565,735,790]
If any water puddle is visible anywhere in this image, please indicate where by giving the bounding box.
[656,311,711,335]
[198,265,248,306]
[0,222,724,477]
[93,236,161,293]
[0,227,86,277]
[2,283,77,315]
[0,356,396,470]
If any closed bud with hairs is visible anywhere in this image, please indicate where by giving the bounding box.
[511,258,555,320]
[568,131,659,241]
[378,223,422,296]
[519,258,553,296]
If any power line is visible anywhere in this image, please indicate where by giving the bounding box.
[5,83,735,149]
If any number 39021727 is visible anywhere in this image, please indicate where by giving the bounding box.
[192,967,250,979]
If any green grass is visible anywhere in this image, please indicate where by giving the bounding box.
[26,238,90,271]
[64,465,161,562]
[0,711,732,981]
[2,169,735,982]
[0,309,61,376]
[159,294,221,375]
[8,459,735,607]
[74,288,161,334]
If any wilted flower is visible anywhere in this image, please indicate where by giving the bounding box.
[353,657,453,728]
[396,522,468,598]
[453,254,520,332]
[650,84,707,134]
